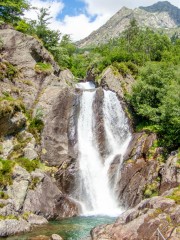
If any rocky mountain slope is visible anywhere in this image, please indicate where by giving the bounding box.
[77,1,180,48]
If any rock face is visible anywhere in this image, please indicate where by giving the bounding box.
[77,2,180,47]
[99,67,134,99]
[0,24,61,109]
[109,132,180,209]
[41,88,80,167]
[91,196,180,240]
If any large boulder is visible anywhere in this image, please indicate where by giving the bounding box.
[23,169,79,219]
[99,67,134,99]
[91,196,180,240]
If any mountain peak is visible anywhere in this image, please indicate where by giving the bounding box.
[77,1,180,48]
[140,1,180,25]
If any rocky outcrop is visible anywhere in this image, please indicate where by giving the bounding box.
[91,196,180,240]
[109,131,180,209]
[0,165,79,237]
[160,152,180,194]
[23,168,79,219]
[41,88,80,167]
[99,67,134,99]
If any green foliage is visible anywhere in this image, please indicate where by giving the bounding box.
[29,176,40,190]
[28,109,44,142]
[0,95,25,118]
[0,159,14,187]
[0,191,9,200]
[166,186,180,204]
[0,61,19,82]
[35,62,52,74]
[129,62,180,149]
[144,180,159,198]
[15,158,40,172]
[0,0,30,23]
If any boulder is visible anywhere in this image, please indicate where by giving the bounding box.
[23,170,79,219]
[51,234,63,240]
[91,197,180,240]
[7,165,31,211]
[0,219,31,237]
[99,67,134,99]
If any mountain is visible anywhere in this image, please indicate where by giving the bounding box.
[77,1,180,48]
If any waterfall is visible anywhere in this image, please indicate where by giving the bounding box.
[75,83,131,216]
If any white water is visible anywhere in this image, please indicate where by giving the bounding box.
[76,83,131,216]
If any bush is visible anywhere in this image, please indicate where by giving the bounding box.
[16,158,40,172]
[35,62,52,74]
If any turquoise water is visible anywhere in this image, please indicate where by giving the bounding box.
[2,216,116,240]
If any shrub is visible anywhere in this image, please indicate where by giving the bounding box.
[15,158,40,172]
[35,62,52,74]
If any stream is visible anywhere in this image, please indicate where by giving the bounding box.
[3,216,116,240]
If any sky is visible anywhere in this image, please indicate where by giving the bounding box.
[25,0,180,41]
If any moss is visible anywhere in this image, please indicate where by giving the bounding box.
[0,191,9,200]
[166,185,180,204]
[28,117,44,143]
[29,177,40,190]
[0,158,41,187]
[0,144,3,154]
[0,61,19,82]
[0,95,25,118]
[0,159,15,187]
[22,79,33,86]
[35,62,53,74]
[0,215,18,220]
[22,212,31,220]
[0,203,5,208]
[144,181,159,198]
[15,158,40,173]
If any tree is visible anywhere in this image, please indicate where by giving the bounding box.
[0,0,30,23]
[34,8,61,50]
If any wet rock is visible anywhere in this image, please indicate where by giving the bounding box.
[55,158,79,194]
[51,234,63,240]
[91,197,180,240]
[92,88,106,159]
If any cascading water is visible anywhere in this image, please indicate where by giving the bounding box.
[75,83,131,216]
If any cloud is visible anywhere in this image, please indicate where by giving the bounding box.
[50,13,111,41]
[82,0,180,16]
[25,0,64,21]
[25,0,180,41]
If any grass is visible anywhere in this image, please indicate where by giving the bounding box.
[35,62,53,74]
[0,158,41,187]
[0,95,25,118]
[166,185,180,204]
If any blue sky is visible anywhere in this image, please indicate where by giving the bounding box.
[25,0,180,41]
